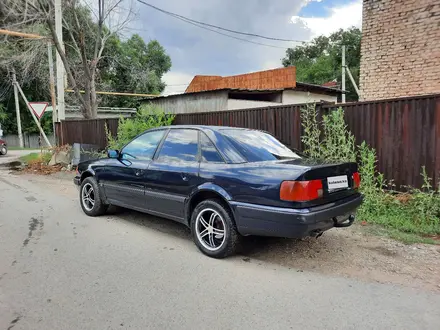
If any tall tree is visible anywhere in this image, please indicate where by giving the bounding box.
[282,27,361,101]
[1,0,134,118]
[0,1,171,133]
[101,35,171,107]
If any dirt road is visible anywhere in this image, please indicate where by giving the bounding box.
[1,171,439,329]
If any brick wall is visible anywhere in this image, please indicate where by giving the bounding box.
[185,67,296,93]
[359,0,440,100]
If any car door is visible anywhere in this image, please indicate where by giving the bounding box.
[102,129,167,210]
[144,128,201,222]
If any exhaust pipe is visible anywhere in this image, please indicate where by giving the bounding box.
[310,229,324,238]
[334,214,355,227]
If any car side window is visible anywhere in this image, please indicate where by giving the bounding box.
[156,129,199,162]
[200,133,224,163]
[121,130,165,160]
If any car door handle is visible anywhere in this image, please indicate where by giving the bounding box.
[135,170,144,176]
[181,173,189,181]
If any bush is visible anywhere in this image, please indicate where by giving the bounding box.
[301,105,355,162]
[321,108,356,162]
[107,104,175,150]
[300,103,321,159]
[300,104,440,239]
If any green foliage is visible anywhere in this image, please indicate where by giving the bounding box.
[107,104,174,150]
[19,150,52,165]
[357,145,440,236]
[19,152,41,164]
[100,35,172,108]
[282,28,361,101]
[0,104,7,122]
[321,108,356,162]
[300,105,355,162]
[300,105,440,240]
[300,103,321,159]
[0,4,171,130]
[41,150,53,165]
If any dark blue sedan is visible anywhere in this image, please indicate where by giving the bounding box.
[74,125,363,258]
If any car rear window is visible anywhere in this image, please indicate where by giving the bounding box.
[221,129,301,162]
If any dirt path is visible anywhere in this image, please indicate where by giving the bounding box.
[16,171,440,292]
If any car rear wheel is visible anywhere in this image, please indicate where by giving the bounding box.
[79,177,108,216]
[0,145,7,155]
[191,199,240,258]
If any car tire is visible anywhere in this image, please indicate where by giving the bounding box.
[79,176,108,216]
[191,199,240,259]
[0,145,7,156]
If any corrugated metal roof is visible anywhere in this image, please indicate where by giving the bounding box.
[145,83,342,101]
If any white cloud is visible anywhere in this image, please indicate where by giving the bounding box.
[262,60,283,71]
[162,71,194,96]
[135,0,361,92]
[291,0,362,38]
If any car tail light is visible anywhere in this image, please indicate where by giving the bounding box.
[280,180,323,202]
[353,172,361,189]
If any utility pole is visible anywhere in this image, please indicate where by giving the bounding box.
[47,42,57,123]
[342,45,346,103]
[55,0,65,121]
[11,70,24,148]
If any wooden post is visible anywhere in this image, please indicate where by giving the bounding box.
[15,82,52,147]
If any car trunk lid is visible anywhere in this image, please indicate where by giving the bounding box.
[278,159,359,207]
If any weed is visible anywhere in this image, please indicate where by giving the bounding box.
[300,103,440,242]
[19,153,41,164]
[300,103,321,159]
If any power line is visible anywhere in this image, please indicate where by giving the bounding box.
[136,0,307,47]
[175,15,288,49]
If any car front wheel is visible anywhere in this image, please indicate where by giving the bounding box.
[79,176,108,216]
[191,199,240,258]
[0,145,7,155]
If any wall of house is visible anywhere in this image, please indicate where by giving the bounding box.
[227,99,281,110]
[149,90,228,114]
[360,0,440,100]
[282,90,337,104]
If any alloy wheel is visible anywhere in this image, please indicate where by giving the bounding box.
[195,208,226,251]
[81,182,95,211]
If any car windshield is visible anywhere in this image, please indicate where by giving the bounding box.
[221,129,301,162]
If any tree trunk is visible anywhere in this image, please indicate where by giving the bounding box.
[82,80,92,119]
[90,73,98,119]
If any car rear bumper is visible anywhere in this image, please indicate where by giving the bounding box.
[230,193,364,238]
[73,176,81,186]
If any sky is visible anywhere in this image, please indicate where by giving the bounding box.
[126,0,362,95]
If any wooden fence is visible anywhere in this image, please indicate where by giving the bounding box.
[56,93,440,189]
[55,118,119,148]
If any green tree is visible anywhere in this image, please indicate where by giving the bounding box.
[0,2,171,133]
[101,35,171,108]
[282,27,361,101]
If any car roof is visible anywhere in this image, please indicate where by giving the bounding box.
[157,125,253,133]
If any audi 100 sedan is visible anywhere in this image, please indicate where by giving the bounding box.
[74,125,363,258]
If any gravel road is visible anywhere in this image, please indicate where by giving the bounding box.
[1,171,440,330]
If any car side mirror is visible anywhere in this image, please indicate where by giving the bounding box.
[107,149,119,159]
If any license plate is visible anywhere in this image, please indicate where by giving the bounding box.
[327,175,348,191]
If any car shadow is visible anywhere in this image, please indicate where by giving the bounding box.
[107,206,192,241]
[107,206,315,260]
